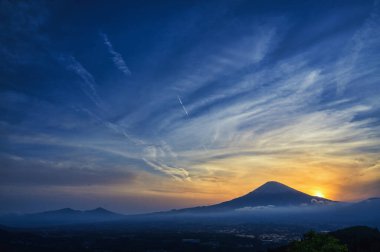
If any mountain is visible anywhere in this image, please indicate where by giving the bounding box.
[334,197,380,223]
[1,182,378,228]
[33,207,120,218]
[172,181,335,213]
[85,207,117,215]
[0,207,125,227]
[163,182,379,228]
[215,181,334,208]
[34,207,81,216]
[330,226,380,252]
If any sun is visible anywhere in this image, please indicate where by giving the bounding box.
[314,191,325,198]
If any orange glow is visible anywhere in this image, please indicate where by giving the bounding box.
[314,191,325,198]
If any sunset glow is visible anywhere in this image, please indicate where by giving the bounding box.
[1,0,379,214]
[314,191,325,198]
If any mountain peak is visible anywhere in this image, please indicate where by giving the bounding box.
[86,207,113,214]
[92,207,108,211]
[252,181,296,194]
[261,181,287,187]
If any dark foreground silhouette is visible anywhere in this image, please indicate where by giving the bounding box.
[1,225,379,252]
[271,226,380,252]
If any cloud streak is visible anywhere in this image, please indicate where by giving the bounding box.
[61,56,106,110]
[100,32,131,76]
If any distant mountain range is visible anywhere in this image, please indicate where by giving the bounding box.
[0,207,124,227]
[35,207,117,217]
[0,181,379,228]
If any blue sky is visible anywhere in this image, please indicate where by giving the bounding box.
[1,0,380,214]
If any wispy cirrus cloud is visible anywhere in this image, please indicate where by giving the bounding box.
[100,32,131,76]
[80,10,380,201]
[141,142,191,182]
[119,9,380,200]
[143,158,191,182]
[60,55,106,110]
[334,2,380,95]
[1,0,380,214]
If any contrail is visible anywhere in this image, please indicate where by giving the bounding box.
[177,95,189,116]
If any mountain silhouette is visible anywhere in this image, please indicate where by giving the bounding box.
[36,208,81,216]
[84,207,116,215]
[215,181,334,208]
[1,182,378,228]
[0,207,124,227]
[173,181,334,213]
[35,207,119,217]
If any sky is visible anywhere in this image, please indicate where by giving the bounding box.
[0,0,380,214]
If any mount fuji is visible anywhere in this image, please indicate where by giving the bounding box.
[171,181,335,213]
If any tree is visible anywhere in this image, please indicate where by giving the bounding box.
[289,231,348,252]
